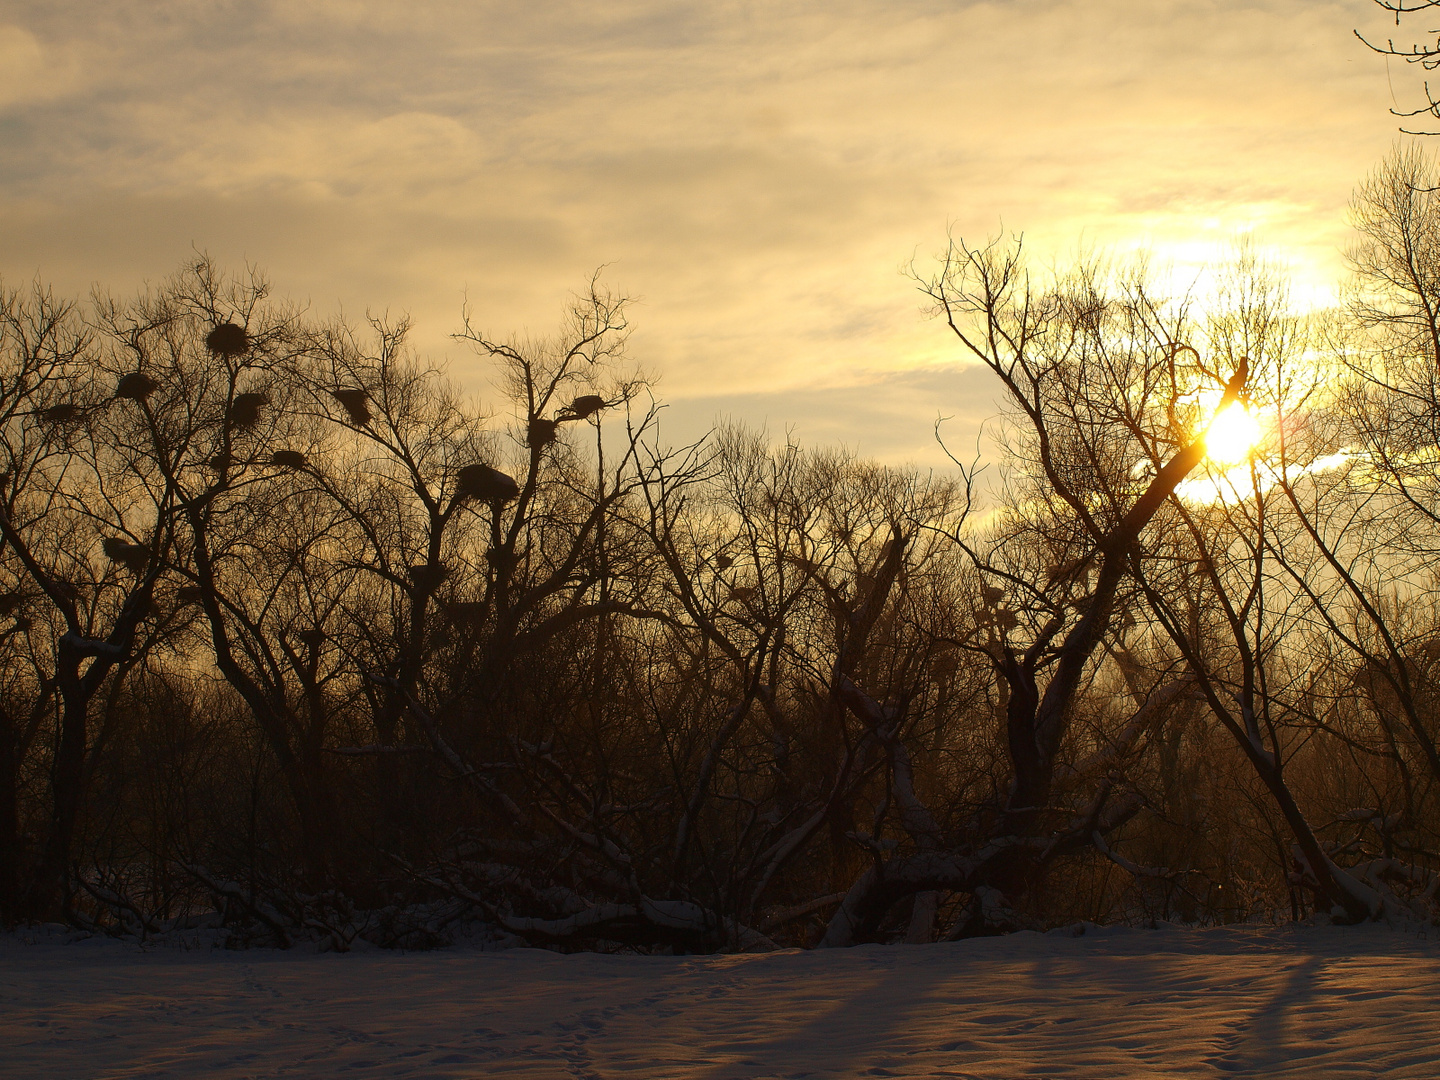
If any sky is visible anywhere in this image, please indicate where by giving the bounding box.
[0,1,1416,468]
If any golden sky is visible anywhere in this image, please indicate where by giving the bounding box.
[0,1,1414,466]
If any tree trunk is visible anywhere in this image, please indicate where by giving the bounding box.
[30,685,87,919]
[0,715,22,923]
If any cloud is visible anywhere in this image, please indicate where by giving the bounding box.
[0,0,1412,468]
[0,23,93,109]
[658,362,1007,470]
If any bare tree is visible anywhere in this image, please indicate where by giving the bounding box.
[1348,147,1440,379]
[797,242,1237,944]
[19,220,1440,945]
[0,278,183,919]
[1357,1,1440,133]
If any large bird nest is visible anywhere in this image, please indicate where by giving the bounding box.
[115,372,159,401]
[330,388,371,425]
[456,464,519,503]
[206,323,250,357]
[228,392,270,429]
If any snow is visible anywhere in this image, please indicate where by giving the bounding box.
[5,923,1440,1078]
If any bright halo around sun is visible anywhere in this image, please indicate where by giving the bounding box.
[1205,402,1262,464]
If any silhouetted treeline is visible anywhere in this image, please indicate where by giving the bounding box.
[5,151,1440,950]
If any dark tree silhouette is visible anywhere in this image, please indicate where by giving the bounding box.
[11,185,1440,945]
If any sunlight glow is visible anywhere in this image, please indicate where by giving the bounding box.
[1205,402,1261,464]
[1174,448,1357,506]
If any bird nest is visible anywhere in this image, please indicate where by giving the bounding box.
[562,394,607,421]
[330,388,371,425]
[102,538,150,574]
[206,323,250,357]
[115,372,159,401]
[41,404,81,424]
[228,392,270,428]
[456,464,519,503]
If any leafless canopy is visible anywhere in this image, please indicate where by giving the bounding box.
[9,153,1440,949]
[1358,0,1440,132]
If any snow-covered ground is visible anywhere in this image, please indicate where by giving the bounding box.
[5,923,1439,1079]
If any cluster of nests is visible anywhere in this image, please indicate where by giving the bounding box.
[0,540,153,621]
[705,551,746,605]
[38,323,308,470]
[712,551,834,607]
[711,554,763,608]
[39,323,254,424]
[447,396,610,503]
[977,582,1020,632]
[38,323,607,514]
[523,395,608,449]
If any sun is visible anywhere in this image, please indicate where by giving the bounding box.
[1205,402,1261,464]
